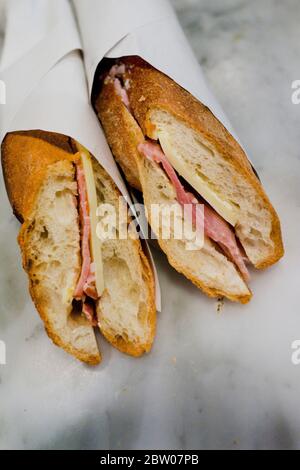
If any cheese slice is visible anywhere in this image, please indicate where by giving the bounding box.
[158,130,239,226]
[76,143,105,296]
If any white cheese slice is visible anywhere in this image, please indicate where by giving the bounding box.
[158,130,239,226]
[77,143,105,296]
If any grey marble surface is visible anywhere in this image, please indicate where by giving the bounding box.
[0,0,300,450]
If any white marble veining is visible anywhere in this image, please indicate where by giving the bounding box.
[0,0,300,450]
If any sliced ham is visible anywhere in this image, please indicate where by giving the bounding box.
[138,141,250,282]
[109,63,126,78]
[74,164,99,301]
[200,201,250,281]
[74,164,91,299]
[108,64,130,110]
[83,266,98,300]
[113,78,130,109]
[82,297,98,327]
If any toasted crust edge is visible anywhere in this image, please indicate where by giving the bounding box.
[16,162,101,366]
[93,160,156,355]
[119,57,284,269]
[99,243,157,356]
[158,238,251,304]
[1,131,76,222]
[96,76,251,304]
[2,130,156,361]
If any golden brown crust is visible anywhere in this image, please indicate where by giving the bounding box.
[1,131,77,222]
[157,238,251,304]
[92,157,156,355]
[95,93,157,350]
[96,81,143,191]
[97,57,284,270]
[6,139,100,365]
[2,130,155,361]
[19,249,101,366]
[96,70,251,304]
[99,242,157,356]
[95,67,252,302]
[23,231,100,364]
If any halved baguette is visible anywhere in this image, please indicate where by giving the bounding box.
[95,57,284,303]
[1,130,156,363]
[123,59,284,269]
[95,61,258,303]
[92,159,156,357]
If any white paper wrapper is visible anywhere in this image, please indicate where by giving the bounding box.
[0,0,128,192]
[73,0,239,140]
[0,0,161,309]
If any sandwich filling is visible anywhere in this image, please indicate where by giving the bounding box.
[106,63,250,282]
[73,148,105,326]
[73,162,99,325]
[107,64,131,110]
[138,142,249,281]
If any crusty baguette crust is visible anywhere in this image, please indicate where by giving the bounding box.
[2,132,101,365]
[1,130,156,361]
[1,131,76,222]
[122,57,284,269]
[95,81,143,192]
[20,216,101,365]
[158,239,251,304]
[96,81,251,304]
[96,57,283,270]
[141,168,251,304]
[91,159,156,356]
[99,245,156,355]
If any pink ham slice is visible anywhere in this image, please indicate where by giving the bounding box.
[113,78,130,110]
[74,164,99,303]
[109,63,126,78]
[138,141,250,282]
[83,268,98,300]
[108,64,131,110]
[82,297,98,327]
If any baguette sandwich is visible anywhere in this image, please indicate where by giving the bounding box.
[95,57,284,304]
[1,130,156,364]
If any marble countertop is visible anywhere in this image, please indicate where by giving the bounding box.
[0,0,300,450]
